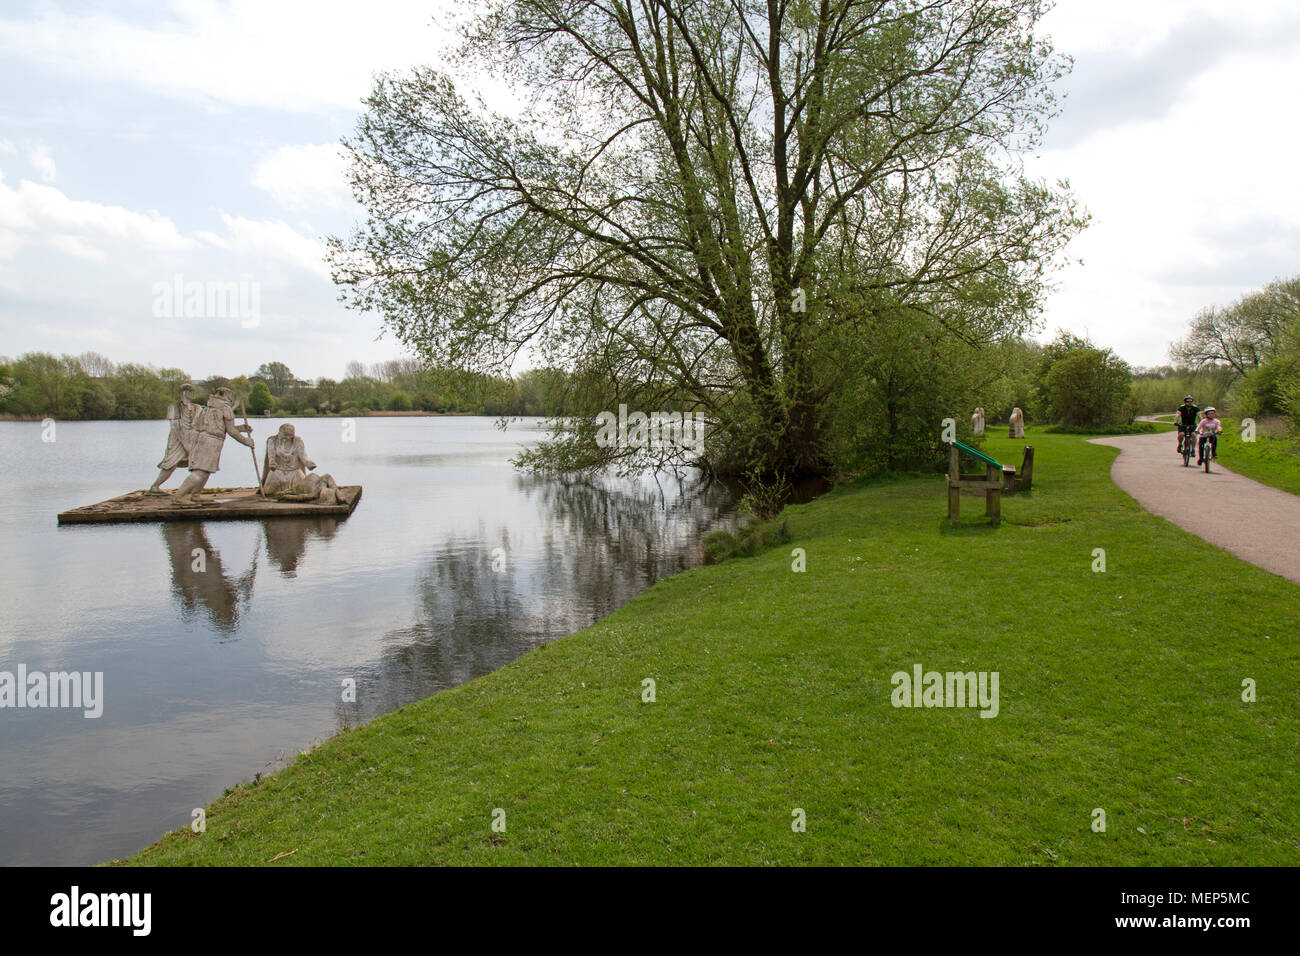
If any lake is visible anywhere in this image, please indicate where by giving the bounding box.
[0,416,736,865]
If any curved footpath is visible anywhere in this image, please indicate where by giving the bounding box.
[1090,432,1300,585]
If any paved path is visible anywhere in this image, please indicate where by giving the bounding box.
[1089,432,1300,584]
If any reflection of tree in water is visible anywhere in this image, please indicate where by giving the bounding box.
[161,523,255,636]
[262,518,341,576]
[338,471,736,726]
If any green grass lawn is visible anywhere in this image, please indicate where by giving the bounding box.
[122,429,1300,866]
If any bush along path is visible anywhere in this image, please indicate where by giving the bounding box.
[123,429,1299,866]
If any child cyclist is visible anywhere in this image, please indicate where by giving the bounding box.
[1175,395,1199,456]
[1197,406,1223,464]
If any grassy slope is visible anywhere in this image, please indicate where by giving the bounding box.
[124,430,1300,866]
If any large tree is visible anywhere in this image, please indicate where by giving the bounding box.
[255,361,295,396]
[331,0,1085,478]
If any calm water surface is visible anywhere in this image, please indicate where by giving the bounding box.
[0,416,734,865]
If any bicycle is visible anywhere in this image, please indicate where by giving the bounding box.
[1198,433,1218,473]
[1178,425,1195,467]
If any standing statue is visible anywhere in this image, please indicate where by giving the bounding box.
[147,383,201,494]
[1009,406,1025,439]
[172,386,254,506]
[262,423,342,504]
[971,407,986,437]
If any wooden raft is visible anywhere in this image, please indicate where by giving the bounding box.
[57,486,362,525]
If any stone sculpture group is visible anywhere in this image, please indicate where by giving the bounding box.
[148,384,340,506]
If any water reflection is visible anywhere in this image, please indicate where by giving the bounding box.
[263,518,341,576]
[336,471,735,726]
[161,523,256,635]
[0,417,740,865]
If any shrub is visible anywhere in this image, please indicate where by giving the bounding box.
[702,518,792,564]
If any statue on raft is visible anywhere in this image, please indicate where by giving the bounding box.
[261,424,342,504]
[172,386,255,506]
[147,382,201,495]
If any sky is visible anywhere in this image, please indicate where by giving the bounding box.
[1,0,1298,381]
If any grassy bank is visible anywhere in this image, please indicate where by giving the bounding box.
[124,429,1299,866]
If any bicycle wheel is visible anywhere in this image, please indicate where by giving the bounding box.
[1183,435,1191,467]
[1204,442,1211,472]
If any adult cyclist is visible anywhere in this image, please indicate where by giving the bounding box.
[1175,395,1199,457]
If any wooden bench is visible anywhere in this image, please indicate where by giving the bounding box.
[947,441,1035,525]
[947,440,1004,525]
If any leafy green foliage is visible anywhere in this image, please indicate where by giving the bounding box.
[1128,366,1233,415]
[247,381,275,414]
[1034,332,1132,426]
[332,0,1086,481]
[0,351,588,419]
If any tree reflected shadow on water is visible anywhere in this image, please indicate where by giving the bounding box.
[337,470,737,725]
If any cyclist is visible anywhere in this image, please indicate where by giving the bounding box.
[1197,407,1223,464]
[1175,395,1199,457]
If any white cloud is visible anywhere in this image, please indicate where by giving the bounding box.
[1027,0,1300,365]
[253,144,354,211]
[0,139,16,155]
[0,177,193,255]
[0,1,461,113]
[31,321,120,345]
[28,144,56,182]
[46,234,106,261]
[196,212,330,279]
[1040,0,1300,53]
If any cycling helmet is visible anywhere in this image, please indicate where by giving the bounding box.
[1184,395,1195,402]
[1203,406,1216,413]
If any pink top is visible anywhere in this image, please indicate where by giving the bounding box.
[1197,418,1223,436]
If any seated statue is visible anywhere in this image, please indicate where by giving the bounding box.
[262,424,341,504]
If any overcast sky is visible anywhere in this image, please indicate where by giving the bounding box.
[2,0,1298,381]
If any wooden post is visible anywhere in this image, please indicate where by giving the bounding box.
[947,444,960,523]
[985,463,1001,524]
[1002,465,1017,494]
[1019,446,1034,491]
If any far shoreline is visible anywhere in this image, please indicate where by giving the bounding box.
[0,410,504,422]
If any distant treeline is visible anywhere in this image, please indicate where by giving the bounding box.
[0,353,577,420]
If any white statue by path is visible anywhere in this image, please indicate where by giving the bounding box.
[148,382,200,494]
[172,386,255,506]
[1009,406,1025,439]
[971,407,985,437]
[262,423,341,504]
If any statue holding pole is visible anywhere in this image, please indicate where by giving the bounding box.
[171,386,255,507]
